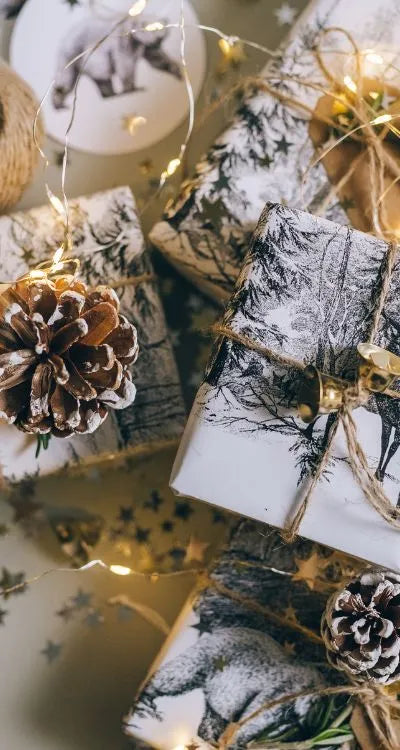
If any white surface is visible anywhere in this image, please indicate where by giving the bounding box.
[10,0,206,155]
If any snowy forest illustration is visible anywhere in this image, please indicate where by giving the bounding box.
[200,203,400,495]
[131,521,345,748]
[3,187,185,453]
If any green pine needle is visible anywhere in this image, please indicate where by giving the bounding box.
[35,434,51,458]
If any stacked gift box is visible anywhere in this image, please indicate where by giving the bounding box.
[150,0,400,303]
[0,186,186,480]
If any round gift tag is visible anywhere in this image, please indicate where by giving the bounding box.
[10,0,206,155]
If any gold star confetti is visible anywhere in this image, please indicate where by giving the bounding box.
[121,114,147,136]
[115,540,132,558]
[282,605,299,624]
[283,640,296,657]
[184,536,210,564]
[139,158,154,176]
[292,551,323,590]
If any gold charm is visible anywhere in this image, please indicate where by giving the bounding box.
[357,343,400,392]
[298,365,349,423]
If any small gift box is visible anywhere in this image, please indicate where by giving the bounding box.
[150,0,400,302]
[124,521,350,749]
[171,203,400,571]
[0,186,185,480]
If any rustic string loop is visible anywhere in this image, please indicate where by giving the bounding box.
[197,574,400,749]
[212,237,400,539]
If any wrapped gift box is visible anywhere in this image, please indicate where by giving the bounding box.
[0,186,185,480]
[170,203,400,571]
[150,0,400,302]
[124,521,344,749]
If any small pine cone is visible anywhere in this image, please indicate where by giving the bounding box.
[0,275,138,437]
[322,569,400,685]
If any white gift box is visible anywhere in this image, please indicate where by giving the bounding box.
[171,203,400,572]
[124,521,330,749]
[0,186,185,480]
[150,0,400,302]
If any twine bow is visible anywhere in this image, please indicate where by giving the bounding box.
[211,239,400,540]
[196,574,400,749]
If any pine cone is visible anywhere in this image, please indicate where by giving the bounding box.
[0,275,138,437]
[322,569,400,684]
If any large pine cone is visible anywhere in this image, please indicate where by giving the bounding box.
[0,275,138,437]
[322,569,400,685]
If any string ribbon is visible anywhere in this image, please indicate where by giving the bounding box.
[211,238,400,542]
[196,573,400,749]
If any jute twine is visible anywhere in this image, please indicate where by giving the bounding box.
[0,63,44,212]
[196,573,400,749]
[198,27,400,240]
[211,236,400,541]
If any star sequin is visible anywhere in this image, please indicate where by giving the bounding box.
[143,491,163,512]
[134,526,151,543]
[169,547,186,564]
[72,589,93,609]
[41,640,62,663]
[0,568,26,599]
[211,510,226,524]
[274,2,298,26]
[84,609,104,628]
[118,506,135,523]
[184,536,209,564]
[117,604,134,623]
[160,520,174,533]
[292,552,323,591]
[174,501,194,521]
[56,604,75,622]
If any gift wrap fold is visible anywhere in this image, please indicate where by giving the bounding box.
[124,521,339,749]
[150,0,400,302]
[171,203,400,571]
[0,186,185,480]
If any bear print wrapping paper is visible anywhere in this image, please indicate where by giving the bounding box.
[149,0,400,303]
[124,520,342,749]
[0,186,185,480]
[171,203,400,572]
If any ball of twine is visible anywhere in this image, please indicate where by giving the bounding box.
[0,62,44,212]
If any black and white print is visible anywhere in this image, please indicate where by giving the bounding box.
[126,521,343,749]
[170,204,400,571]
[0,186,185,479]
[150,0,400,302]
[0,0,26,17]
[10,0,206,154]
[52,17,182,110]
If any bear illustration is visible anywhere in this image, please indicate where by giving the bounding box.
[136,626,324,749]
[52,17,182,109]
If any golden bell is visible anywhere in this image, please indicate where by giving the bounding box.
[297,365,349,423]
[357,343,400,393]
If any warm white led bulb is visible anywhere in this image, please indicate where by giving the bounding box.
[110,565,132,576]
[129,0,146,17]
[343,75,357,94]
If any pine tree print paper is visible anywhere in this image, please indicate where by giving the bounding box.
[150,0,400,302]
[170,203,400,571]
[0,187,185,480]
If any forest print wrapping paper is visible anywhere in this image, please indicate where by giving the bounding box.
[125,521,347,750]
[0,186,185,480]
[171,203,400,571]
[150,0,400,302]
